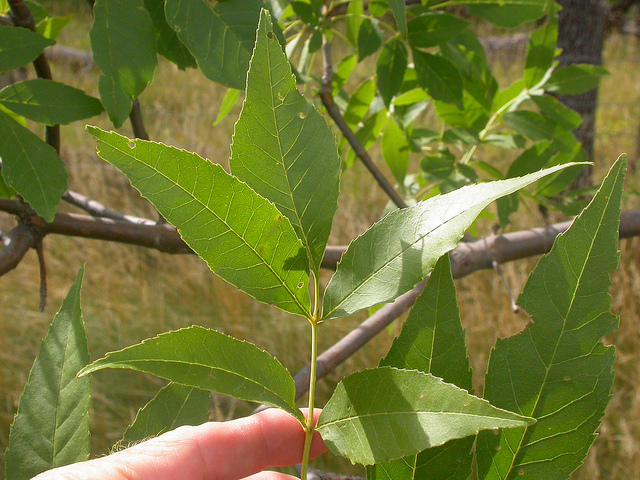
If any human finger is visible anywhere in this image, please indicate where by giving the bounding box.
[32,408,326,480]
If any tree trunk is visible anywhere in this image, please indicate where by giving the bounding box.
[556,0,607,188]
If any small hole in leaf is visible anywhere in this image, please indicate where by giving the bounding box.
[277,92,285,101]
[495,446,501,451]
[276,215,282,221]
[493,428,499,435]
[128,142,135,148]
[518,470,524,476]
[297,282,304,288]
[564,376,571,381]
[267,31,275,39]
[298,111,307,119]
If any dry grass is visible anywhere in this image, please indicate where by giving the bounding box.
[1,3,639,477]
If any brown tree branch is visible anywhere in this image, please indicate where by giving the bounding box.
[35,239,47,311]
[0,224,37,275]
[319,35,408,210]
[62,190,156,225]
[7,0,60,153]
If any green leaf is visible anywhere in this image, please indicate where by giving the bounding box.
[357,17,382,61]
[230,10,340,274]
[0,25,54,75]
[5,266,90,480]
[531,94,582,130]
[369,255,474,480]
[144,0,196,70]
[543,64,609,95]
[413,50,463,109]
[317,367,534,466]
[377,37,408,107]
[503,110,557,142]
[346,0,364,47]
[381,115,409,188]
[87,126,311,317]
[407,13,468,49]
[165,0,263,90]
[477,156,625,479]
[91,0,157,127]
[388,0,407,38]
[0,79,104,125]
[0,109,67,222]
[80,326,305,424]
[213,88,241,126]
[123,383,210,443]
[466,0,546,28]
[322,163,580,320]
[36,15,74,41]
[524,12,557,88]
[343,79,377,129]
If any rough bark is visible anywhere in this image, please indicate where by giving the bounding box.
[556,0,607,188]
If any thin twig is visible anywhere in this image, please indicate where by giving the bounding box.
[62,190,156,225]
[8,0,60,153]
[319,34,407,210]
[35,239,47,311]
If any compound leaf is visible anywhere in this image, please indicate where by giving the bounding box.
[0,79,103,125]
[317,367,534,466]
[230,10,340,273]
[5,266,90,480]
[0,26,54,75]
[122,383,210,443]
[165,0,263,90]
[0,109,67,221]
[322,163,580,320]
[90,0,157,127]
[87,127,311,317]
[477,156,626,480]
[80,326,305,425]
[368,254,474,480]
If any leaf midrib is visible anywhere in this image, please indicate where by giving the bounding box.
[501,178,616,477]
[102,137,309,316]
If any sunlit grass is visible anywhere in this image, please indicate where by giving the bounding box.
[1,3,639,477]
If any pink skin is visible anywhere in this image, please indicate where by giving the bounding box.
[33,409,327,480]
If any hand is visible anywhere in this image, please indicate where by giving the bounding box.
[32,408,327,480]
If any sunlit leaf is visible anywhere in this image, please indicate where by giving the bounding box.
[381,115,409,188]
[5,267,90,480]
[87,127,311,317]
[477,157,625,479]
[0,109,67,221]
[524,11,557,88]
[322,164,580,320]
[0,26,54,75]
[90,0,157,127]
[230,10,340,273]
[317,367,534,466]
[123,383,210,443]
[80,326,305,424]
[0,79,103,125]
